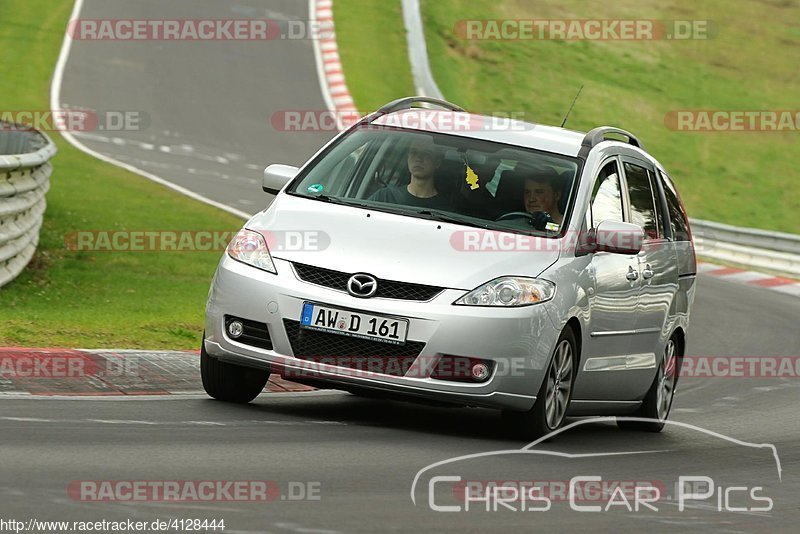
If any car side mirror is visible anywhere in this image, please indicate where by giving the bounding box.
[263,164,299,195]
[588,220,645,255]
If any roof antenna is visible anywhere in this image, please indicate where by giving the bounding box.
[560,84,584,128]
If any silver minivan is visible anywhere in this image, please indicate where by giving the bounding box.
[202,97,696,438]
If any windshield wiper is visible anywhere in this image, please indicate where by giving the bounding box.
[313,194,346,204]
[416,209,558,236]
[295,192,366,208]
[413,209,494,230]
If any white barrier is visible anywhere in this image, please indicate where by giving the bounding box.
[0,124,57,288]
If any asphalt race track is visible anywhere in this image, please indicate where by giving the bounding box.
[3,275,799,531]
[58,0,335,215]
[6,0,798,531]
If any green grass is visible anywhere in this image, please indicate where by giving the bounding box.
[339,0,800,233]
[0,0,243,348]
[334,0,416,111]
[2,0,796,348]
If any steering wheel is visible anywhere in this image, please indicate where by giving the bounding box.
[495,211,554,230]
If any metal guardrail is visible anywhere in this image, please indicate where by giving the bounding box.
[0,123,57,288]
[690,219,800,277]
[690,219,800,255]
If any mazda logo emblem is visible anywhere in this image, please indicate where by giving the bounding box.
[347,273,378,298]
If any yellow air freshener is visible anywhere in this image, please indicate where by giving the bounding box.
[465,165,480,190]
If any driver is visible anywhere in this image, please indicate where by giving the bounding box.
[369,137,451,209]
[523,168,564,225]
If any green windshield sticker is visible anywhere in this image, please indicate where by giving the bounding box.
[307,184,324,194]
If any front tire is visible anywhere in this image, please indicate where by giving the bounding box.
[505,327,577,440]
[201,340,270,403]
[617,335,679,432]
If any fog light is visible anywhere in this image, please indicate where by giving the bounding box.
[470,362,490,381]
[227,320,244,338]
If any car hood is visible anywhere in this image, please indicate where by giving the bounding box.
[246,194,561,290]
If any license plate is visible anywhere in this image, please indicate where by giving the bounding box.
[300,302,409,345]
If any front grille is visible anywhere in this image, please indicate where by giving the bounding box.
[292,262,444,301]
[283,319,425,377]
[225,316,272,350]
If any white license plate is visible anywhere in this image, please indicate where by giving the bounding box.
[299,302,409,345]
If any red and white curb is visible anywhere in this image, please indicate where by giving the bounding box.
[312,0,359,129]
[698,261,800,297]
[0,348,313,396]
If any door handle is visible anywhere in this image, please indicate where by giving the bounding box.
[626,266,639,281]
[642,264,655,280]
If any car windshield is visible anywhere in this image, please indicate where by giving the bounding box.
[287,127,580,235]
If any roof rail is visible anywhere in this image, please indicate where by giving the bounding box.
[377,96,465,115]
[579,126,644,158]
[348,96,466,131]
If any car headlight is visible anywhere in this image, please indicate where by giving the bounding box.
[226,229,276,273]
[454,277,555,307]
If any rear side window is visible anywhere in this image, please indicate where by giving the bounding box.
[659,171,691,241]
[623,162,662,240]
[589,160,623,228]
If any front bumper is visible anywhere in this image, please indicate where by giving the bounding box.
[204,256,561,411]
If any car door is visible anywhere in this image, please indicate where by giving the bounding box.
[572,157,643,401]
[619,157,680,398]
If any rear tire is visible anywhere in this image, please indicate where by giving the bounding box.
[504,327,577,441]
[617,335,680,432]
[201,339,270,403]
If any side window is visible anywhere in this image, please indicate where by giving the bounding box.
[623,162,662,240]
[649,169,666,239]
[589,160,624,229]
[659,171,690,241]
